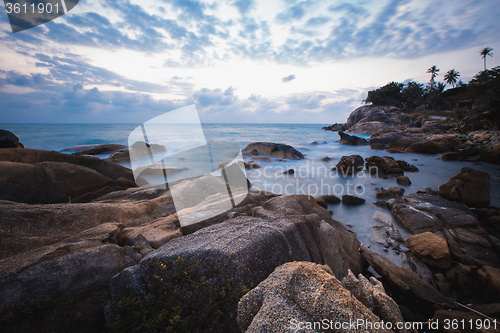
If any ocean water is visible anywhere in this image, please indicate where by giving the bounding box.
[4,123,500,264]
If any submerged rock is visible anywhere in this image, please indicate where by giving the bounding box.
[342,195,366,205]
[242,142,304,160]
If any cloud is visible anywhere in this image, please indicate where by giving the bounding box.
[282,74,296,82]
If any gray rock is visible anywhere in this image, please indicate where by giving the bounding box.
[345,105,401,134]
[334,154,364,175]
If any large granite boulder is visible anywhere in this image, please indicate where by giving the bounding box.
[404,140,447,154]
[338,131,368,145]
[0,149,138,204]
[345,105,400,134]
[237,262,406,333]
[438,167,491,208]
[242,142,304,160]
[106,195,364,332]
[368,132,414,150]
[0,129,24,148]
[333,154,364,175]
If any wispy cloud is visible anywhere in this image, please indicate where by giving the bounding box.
[282,74,296,83]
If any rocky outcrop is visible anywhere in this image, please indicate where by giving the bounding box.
[0,149,138,204]
[388,193,500,268]
[368,132,413,150]
[237,262,406,333]
[345,105,400,134]
[333,154,364,175]
[438,167,491,208]
[0,129,24,148]
[405,140,447,154]
[338,131,368,146]
[242,142,304,160]
[366,156,403,178]
[106,195,365,332]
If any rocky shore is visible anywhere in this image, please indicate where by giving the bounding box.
[1,126,500,332]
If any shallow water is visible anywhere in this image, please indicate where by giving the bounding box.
[4,123,500,265]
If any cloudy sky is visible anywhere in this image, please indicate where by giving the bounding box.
[0,0,499,124]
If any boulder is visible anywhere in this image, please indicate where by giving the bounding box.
[0,161,128,204]
[105,148,134,164]
[388,137,422,151]
[106,195,365,332]
[405,232,452,269]
[338,131,368,146]
[438,167,491,208]
[345,105,400,134]
[238,262,403,333]
[130,141,167,156]
[244,161,261,169]
[314,196,328,209]
[365,156,404,178]
[397,160,419,172]
[320,156,332,161]
[319,194,341,204]
[405,140,447,154]
[322,123,345,131]
[0,129,24,148]
[333,154,364,175]
[368,132,412,150]
[376,187,405,199]
[242,142,304,160]
[342,195,366,205]
[396,176,411,186]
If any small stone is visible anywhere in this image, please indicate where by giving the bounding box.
[396,176,411,186]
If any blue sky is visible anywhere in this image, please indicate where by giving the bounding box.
[0,0,499,124]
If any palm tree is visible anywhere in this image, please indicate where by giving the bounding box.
[427,66,439,87]
[443,69,460,88]
[480,47,493,70]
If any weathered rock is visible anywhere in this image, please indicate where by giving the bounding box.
[242,142,304,160]
[360,246,455,312]
[320,156,332,161]
[405,140,446,154]
[0,129,24,148]
[244,161,261,169]
[0,161,129,204]
[388,137,422,151]
[438,167,491,208]
[477,266,500,303]
[405,232,451,269]
[338,131,368,146]
[401,252,435,287]
[376,187,405,199]
[397,160,419,172]
[396,176,411,186]
[342,195,366,205]
[341,270,409,332]
[322,123,345,131]
[238,262,398,333]
[283,168,294,175]
[441,151,459,161]
[369,132,412,150]
[345,105,400,134]
[388,193,500,267]
[334,154,364,175]
[365,156,403,178]
[107,195,365,332]
[314,196,328,209]
[319,194,341,204]
[0,225,139,333]
[105,148,134,164]
[130,141,167,156]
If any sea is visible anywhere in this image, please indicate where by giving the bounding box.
[4,123,500,265]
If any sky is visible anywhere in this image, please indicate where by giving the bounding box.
[0,0,499,124]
